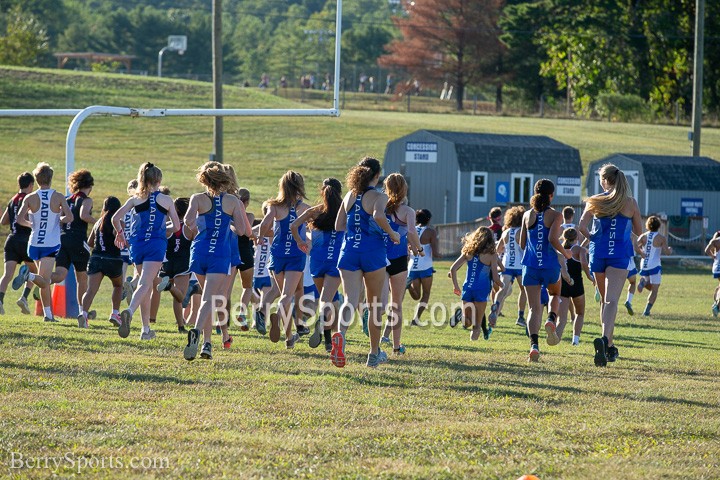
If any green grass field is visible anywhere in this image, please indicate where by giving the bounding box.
[1,263,719,479]
[1,67,720,478]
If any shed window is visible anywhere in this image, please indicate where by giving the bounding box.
[470,172,488,202]
[511,173,533,203]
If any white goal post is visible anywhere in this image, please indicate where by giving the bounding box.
[0,0,343,194]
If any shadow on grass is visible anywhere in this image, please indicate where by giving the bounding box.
[0,360,200,385]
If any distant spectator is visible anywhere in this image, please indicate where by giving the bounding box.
[280,76,287,88]
[359,73,367,92]
[368,76,374,92]
[258,73,269,89]
[488,207,503,241]
[385,74,393,94]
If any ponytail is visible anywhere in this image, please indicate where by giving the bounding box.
[346,156,381,195]
[384,173,407,214]
[311,178,342,231]
[585,163,631,218]
[530,178,554,212]
[136,162,162,198]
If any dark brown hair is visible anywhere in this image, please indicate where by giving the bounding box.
[17,172,34,190]
[646,215,661,232]
[346,156,381,195]
[503,205,525,229]
[562,227,578,249]
[68,169,94,193]
[269,170,306,207]
[311,178,342,231]
[416,208,432,226]
[530,178,554,212]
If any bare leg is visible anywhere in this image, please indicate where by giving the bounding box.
[363,268,387,355]
[525,284,542,342]
[572,295,585,337]
[75,270,88,313]
[149,276,161,322]
[128,261,163,330]
[556,295,571,340]
[50,266,68,285]
[414,275,433,321]
[387,271,408,349]
[109,275,123,311]
[339,269,363,334]
[172,275,190,328]
[276,270,304,337]
[600,267,627,345]
[81,272,104,314]
[0,260,17,295]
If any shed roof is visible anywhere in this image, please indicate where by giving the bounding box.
[605,154,720,191]
[422,130,582,176]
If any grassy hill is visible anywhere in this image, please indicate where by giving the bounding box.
[1,66,719,219]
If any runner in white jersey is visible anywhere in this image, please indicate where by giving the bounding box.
[704,231,720,316]
[252,202,279,335]
[624,255,639,316]
[407,209,438,326]
[636,215,671,316]
[490,206,526,327]
[13,163,73,322]
[120,179,138,305]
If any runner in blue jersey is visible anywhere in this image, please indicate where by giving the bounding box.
[182,162,249,361]
[112,163,180,341]
[335,157,400,368]
[450,226,502,342]
[291,178,344,352]
[519,179,572,362]
[14,163,73,322]
[0,172,37,315]
[579,163,643,367]
[258,171,310,349]
[379,173,422,354]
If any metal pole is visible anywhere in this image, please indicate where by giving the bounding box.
[158,47,168,78]
[691,0,705,156]
[212,0,223,163]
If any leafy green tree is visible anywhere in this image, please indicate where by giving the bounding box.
[0,5,49,66]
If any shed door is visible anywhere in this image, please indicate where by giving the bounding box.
[511,173,533,203]
[595,170,638,196]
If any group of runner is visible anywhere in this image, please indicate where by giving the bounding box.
[0,159,700,368]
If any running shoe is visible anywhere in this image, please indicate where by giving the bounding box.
[16,297,30,315]
[87,310,96,320]
[450,308,462,328]
[528,344,540,362]
[178,326,187,333]
[593,337,608,367]
[223,335,233,350]
[625,301,634,316]
[380,336,391,345]
[184,328,200,361]
[182,280,200,308]
[545,319,560,346]
[484,327,492,341]
[308,316,324,349]
[470,326,481,341]
[11,265,29,290]
[516,316,526,328]
[712,303,719,318]
[296,324,311,337]
[121,279,133,304]
[32,286,40,301]
[488,302,499,328]
[238,314,249,331]
[330,332,346,368]
[362,307,369,336]
[637,277,646,293]
[393,345,406,355]
[140,329,156,340]
[366,352,381,368]
[285,332,300,349]
[109,313,122,327]
[118,309,132,338]
[269,313,281,342]
[200,342,212,359]
[377,349,388,364]
[255,310,267,335]
[607,345,619,362]
[156,275,172,292]
[77,314,88,328]
[44,316,58,323]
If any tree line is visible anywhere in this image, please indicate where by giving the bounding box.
[1,0,720,118]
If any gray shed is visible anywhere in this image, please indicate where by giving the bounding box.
[383,130,583,223]
[586,154,720,231]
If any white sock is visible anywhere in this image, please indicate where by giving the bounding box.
[28,273,36,281]
[112,309,119,315]
[43,307,53,318]
[626,293,634,303]
[573,335,580,344]
[143,325,150,333]
[82,310,88,319]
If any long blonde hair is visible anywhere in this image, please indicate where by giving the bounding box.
[268,170,305,207]
[196,161,238,196]
[585,163,631,217]
[136,162,162,198]
[461,226,496,257]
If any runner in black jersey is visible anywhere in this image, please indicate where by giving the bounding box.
[81,197,124,328]
[0,172,37,314]
[52,169,96,321]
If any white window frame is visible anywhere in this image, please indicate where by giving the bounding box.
[469,171,488,202]
[595,170,638,196]
[511,173,533,204]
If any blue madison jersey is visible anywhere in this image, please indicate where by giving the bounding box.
[271,203,305,259]
[129,191,168,243]
[521,209,559,270]
[194,194,232,257]
[463,256,492,292]
[588,215,634,259]
[342,188,385,253]
[384,213,408,260]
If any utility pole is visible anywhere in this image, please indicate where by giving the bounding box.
[212,0,223,163]
[690,0,705,157]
